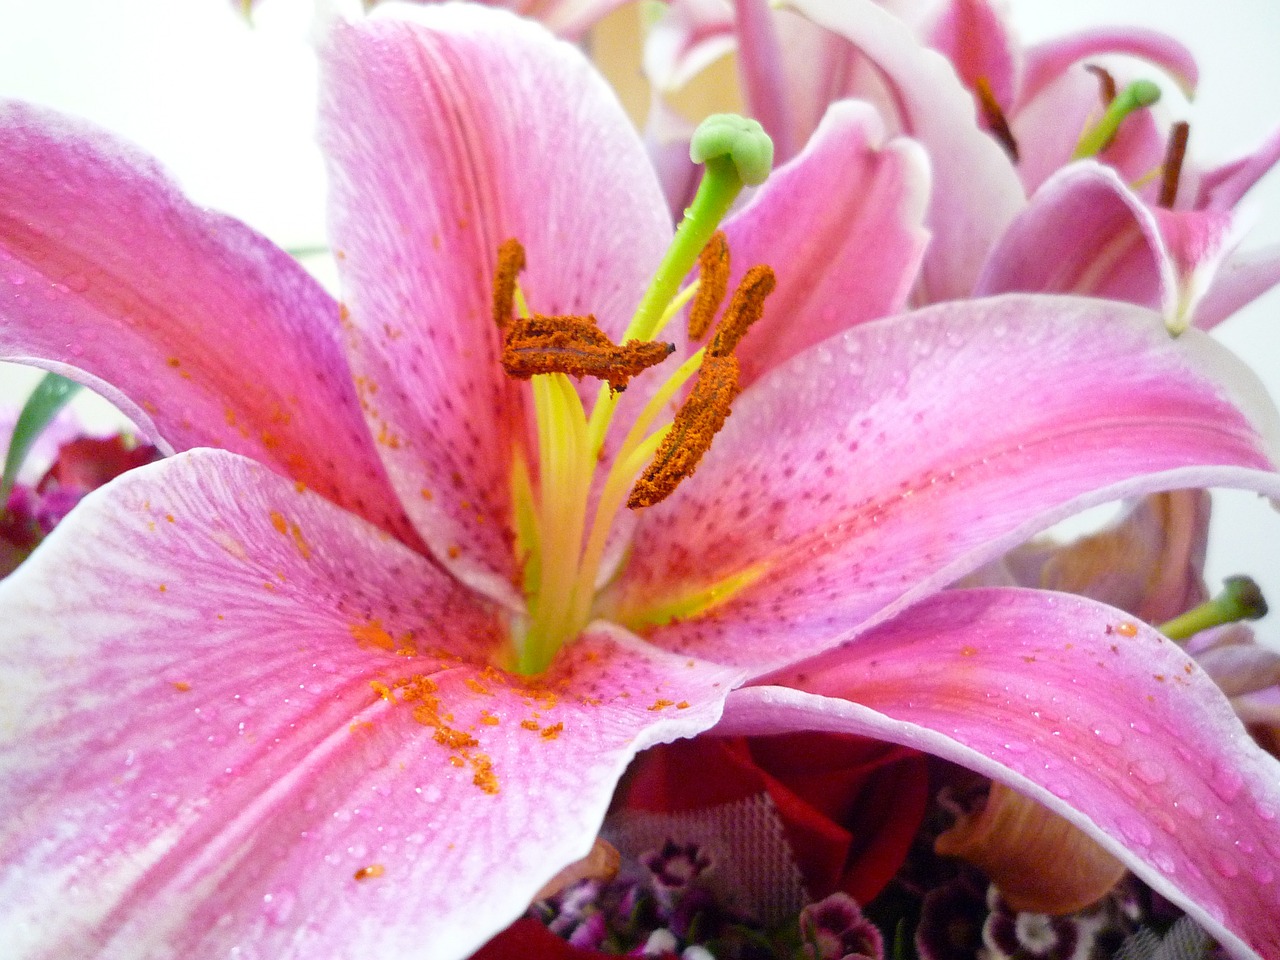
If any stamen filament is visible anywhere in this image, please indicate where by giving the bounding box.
[520,373,592,674]
[570,348,707,619]
[568,425,673,630]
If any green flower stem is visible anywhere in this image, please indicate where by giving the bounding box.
[1159,575,1269,641]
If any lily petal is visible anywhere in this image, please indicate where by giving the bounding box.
[1194,243,1280,331]
[975,163,1174,315]
[722,100,930,388]
[924,0,1020,117]
[610,294,1280,674]
[0,449,742,960]
[318,6,672,604]
[1192,124,1280,212]
[780,0,1025,302]
[1008,490,1211,626]
[720,589,1280,960]
[0,101,418,545]
[1018,27,1199,110]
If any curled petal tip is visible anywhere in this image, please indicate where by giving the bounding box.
[934,781,1127,915]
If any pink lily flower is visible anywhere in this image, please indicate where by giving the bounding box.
[649,0,1280,327]
[3,6,1280,959]
[232,0,623,38]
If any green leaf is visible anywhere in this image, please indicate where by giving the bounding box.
[1,373,82,505]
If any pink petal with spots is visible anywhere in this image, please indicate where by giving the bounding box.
[1018,27,1198,110]
[0,101,419,546]
[975,163,1174,313]
[721,589,1280,960]
[722,100,929,388]
[319,7,672,605]
[0,449,742,960]
[924,0,1020,115]
[608,294,1280,674]
[781,0,1025,302]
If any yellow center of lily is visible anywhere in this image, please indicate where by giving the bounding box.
[494,115,776,674]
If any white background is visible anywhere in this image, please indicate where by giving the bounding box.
[1,0,1278,639]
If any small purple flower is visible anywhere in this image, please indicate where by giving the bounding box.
[642,841,714,895]
[916,871,989,960]
[799,892,883,960]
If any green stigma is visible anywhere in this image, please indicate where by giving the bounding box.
[1072,79,1163,160]
[1159,575,1269,642]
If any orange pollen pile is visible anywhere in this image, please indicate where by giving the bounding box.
[627,353,742,509]
[974,75,1019,162]
[491,236,777,511]
[688,231,730,340]
[1159,121,1191,209]
[502,313,675,392]
[708,264,776,359]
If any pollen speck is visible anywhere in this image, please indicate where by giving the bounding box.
[960,645,977,657]
[353,864,384,881]
[521,719,540,731]
[676,701,690,710]
[465,678,491,696]
[1115,622,1139,638]
[480,711,500,726]
[369,680,394,701]
[647,699,675,712]
[541,722,564,740]
[172,681,192,692]
[351,621,396,651]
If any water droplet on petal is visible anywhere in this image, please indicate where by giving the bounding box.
[1209,849,1240,879]
[1119,818,1152,847]
[1131,759,1167,785]
[1093,725,1123,747]
[1176,795,1205,820]
[1210,761,1245,803]
[263,889,297,926]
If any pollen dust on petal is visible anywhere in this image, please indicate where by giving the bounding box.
[372,671,501,795]
[268,510,312,560]
[351,620,397,652]
[353,864,385,881]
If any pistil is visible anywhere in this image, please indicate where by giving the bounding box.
[1072,79,1162,160]
[1159,575,1268,641]
[496,114,775,674]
